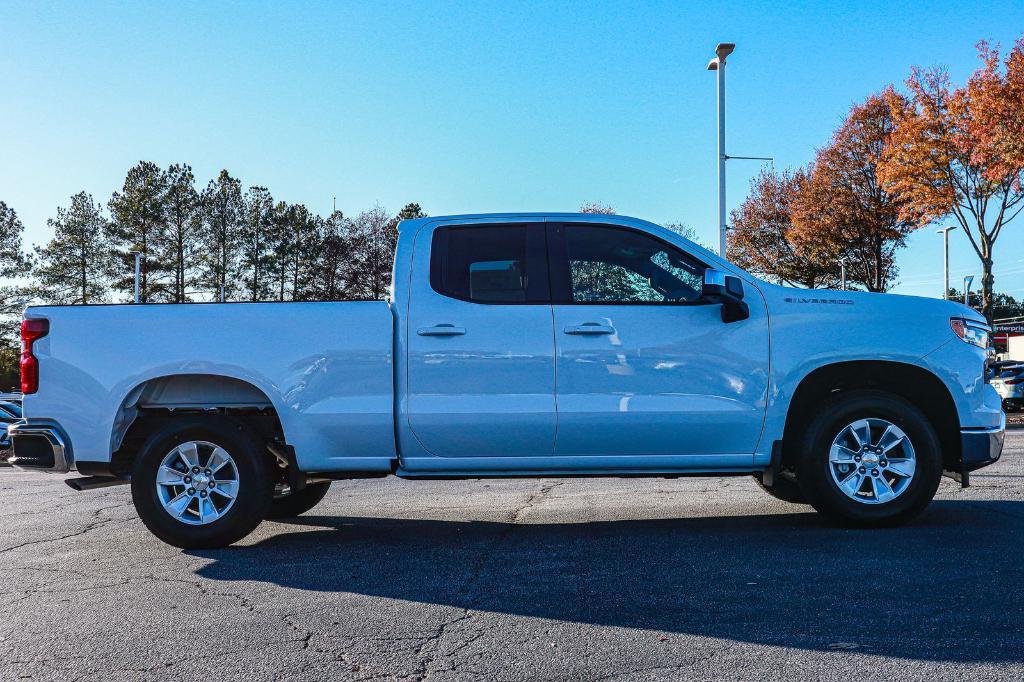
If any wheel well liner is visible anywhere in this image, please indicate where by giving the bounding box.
[109,373,284,475]
[781,361,960,471]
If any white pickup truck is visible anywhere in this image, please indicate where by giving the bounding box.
[9,213,1004,548]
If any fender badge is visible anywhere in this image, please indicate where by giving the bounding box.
[784,297,854,305]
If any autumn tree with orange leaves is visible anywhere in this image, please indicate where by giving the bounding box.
[792,90,917,292]
[730,92,916,292]
[728,168,840,289]
[878,38,1024,321]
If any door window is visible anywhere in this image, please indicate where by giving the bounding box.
[556,225,706,303]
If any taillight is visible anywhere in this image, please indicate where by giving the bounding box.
[20,318,49,394]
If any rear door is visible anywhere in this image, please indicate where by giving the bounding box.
[405,221,556,459]
[548,222,769,461]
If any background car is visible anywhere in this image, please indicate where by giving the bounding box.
[990,363,1024,412]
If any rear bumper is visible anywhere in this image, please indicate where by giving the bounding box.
[8,421,73,473]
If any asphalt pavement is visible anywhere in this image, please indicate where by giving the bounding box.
[2,432,1023,681]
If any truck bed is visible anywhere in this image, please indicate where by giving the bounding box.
[24,301,396,473]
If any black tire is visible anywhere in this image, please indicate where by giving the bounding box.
[266,481,332,519]
[752,473,806,504]
[130,416,273,549]
[796,389,942,527]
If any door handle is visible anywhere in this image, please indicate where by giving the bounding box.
[417,324,467,336]
[563,323,615,335]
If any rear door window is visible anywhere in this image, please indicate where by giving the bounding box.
[430,224,549,303]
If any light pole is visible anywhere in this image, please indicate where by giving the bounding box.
[936,226,957,299]
[838,256,848,291]
[708,42,735,258]
[964,275,975,306]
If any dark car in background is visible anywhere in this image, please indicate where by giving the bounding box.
[0,394,22,458]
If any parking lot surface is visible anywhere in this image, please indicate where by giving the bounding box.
[2,432,1023,681]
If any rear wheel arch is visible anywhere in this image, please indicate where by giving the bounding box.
[109,373,286,476]
[781,361,960,474]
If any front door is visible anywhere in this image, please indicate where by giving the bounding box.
[548,223,769,461]
[405,221,556,459]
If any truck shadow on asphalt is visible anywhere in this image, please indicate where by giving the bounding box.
[193,499,1024,662]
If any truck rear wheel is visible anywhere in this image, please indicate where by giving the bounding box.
[267,481,332,519]
[130,416,273,549]
[796,390,942,527]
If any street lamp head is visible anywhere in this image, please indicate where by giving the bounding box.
[707,58,719,71]
[716,43,736,60]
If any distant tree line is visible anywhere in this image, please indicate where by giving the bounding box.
[28,162,425,304]
[0,162,428,388]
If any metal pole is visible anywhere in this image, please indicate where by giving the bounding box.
[707,44,735,258]
[839,258,847,290]
[716,57,727,258]
[132,251,141,304]
[943,233,950,300]
[937,226,956,299]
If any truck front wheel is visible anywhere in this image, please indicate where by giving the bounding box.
[796,390,942,527]
[130,416,273,549]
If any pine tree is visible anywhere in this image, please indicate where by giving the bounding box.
[240,186,274,301]
[199,170,243,301]
[0,202,29,389]
[267,201,293,301]
[108,161,170,302]
[33,192,111,304]
[163,164,200,302]
[286,205,321,301]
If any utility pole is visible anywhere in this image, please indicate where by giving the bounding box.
[937,226,957,299]
[707,43,735,259]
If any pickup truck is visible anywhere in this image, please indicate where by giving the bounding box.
[9,213,1004,548]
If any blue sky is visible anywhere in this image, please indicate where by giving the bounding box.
[2,1,1023,300]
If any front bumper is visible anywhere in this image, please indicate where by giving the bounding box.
[8,421,73,473]
[958,414,1005,485]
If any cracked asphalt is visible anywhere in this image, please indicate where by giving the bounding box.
[2,432,1024,681]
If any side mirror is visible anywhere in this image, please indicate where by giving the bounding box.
[702,269,749,323]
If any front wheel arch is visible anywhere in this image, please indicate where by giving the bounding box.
[781,361,959,475]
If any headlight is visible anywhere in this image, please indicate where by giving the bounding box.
[950,318,990,349]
